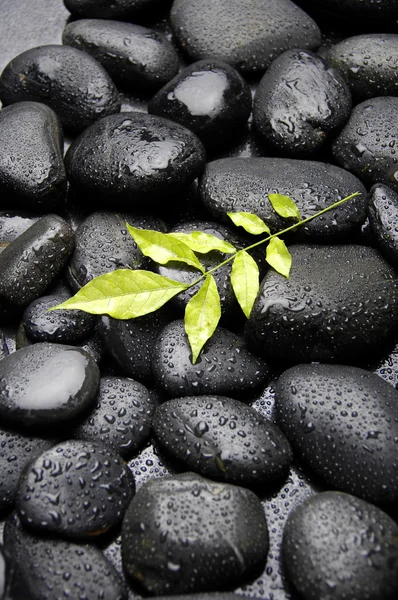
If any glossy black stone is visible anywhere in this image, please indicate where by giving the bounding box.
[282,491,398,600]
[64,0,162,19]
[0,102,66,211]
[0,343,100,426]
[17,440,134,539]
[170,0,321,74]
[247,244,398,364]
[65,113,206,207]
[149,59,252,149]
[368,184,398,265]
[63,19,180,91]
[121,472,269,594]
[0,45,120,133]
[253,50,351,156]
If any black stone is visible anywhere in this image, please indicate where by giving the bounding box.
[64,0,162,19]
[368,183,398,266]
[0,210,40,245]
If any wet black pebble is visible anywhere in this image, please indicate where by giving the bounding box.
[73,376,156,457]
[153,320,269,399]
[0,343,100,426]
[282,491,398,600]
[65,113,206,207]
[0,102,66,211]
[199,158,367,241]
[0,215,74,320]
[275,364,398,505]
[152,395,292,486]
[121,472,269,594]
[4,511,127,600]
[0,45,120,133]
[170,0,321,74]
[149,59,252,150]
[17,440,134,539]
[63,19,180,91]
[64,0,161,19]
[368,183,398,265]
[253,50,351,156]
[333,97,398,193]
[247,244,398,364]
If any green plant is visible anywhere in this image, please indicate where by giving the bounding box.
[52,192,360,363]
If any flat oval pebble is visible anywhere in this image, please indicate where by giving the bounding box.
[17,440,134,539]
[0,343,100,426]
[73,376,156,457]
[0,102,66,211]
[368,183,398,265]
[64,0,161,19]
[65,113,206,207]
[247,244,398,364]
[199,158,367,241]
[0,45,120,133]
[275,364,398,505]
[152,320,270,399]
[170,0,321,74]
[333,97,398,192]
[253,49,351,156]
[153,395,292,486]
[282,491,398,600]
[149,59,252,150]
[121,472,269,594]
[63,19,180,91]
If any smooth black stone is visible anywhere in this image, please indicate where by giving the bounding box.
[253,50,351,156]
[326,34,398,101]
[16,440,134,539]
[67,211,166,291]
[0,102,66,211]
[63,19,179,91]
[3,511,127,600]
[65,113,206,207]
[199,158,367,242]
[275,364,398,505]
[333,97,398,193]
[64,0,162,19]
[368,183,398,265]
[0,343,100,427]
[121,472,269,594]
[0,215,74,319]
[149,59,252,149]
[246,244,398,364]
[170,0,321,74]
[153,395,292,486]
[152,320,270,399]
[73,376,156,457]
[0,45,120,133]
[282,491,398,600]
[0,210,40,245]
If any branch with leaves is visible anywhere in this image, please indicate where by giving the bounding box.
[52,192,361,363]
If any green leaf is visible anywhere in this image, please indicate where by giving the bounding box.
[266,237,292,278]
[50,270,189,319]
[227,211,271,235]
[230,250,259,318]
[268,194,301,220]
[168,231,236,254]
[126,224,204,272]
[184,274,221,364]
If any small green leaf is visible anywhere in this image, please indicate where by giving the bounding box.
[230,250,259,318]
[184,274,221,364]
[50,270,189,319]
[126,224,204,272]
[268,194,301,220]
[169,231,236,254]
[227,211,271,235]
[266,237,292,278]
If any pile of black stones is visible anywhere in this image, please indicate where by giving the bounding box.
[0,0,398,599]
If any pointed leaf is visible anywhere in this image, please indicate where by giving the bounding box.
[266,237,292,278]
[169,231,236,254]
[184,274,221,364]
[227,211,271,235]
[50,270,189,319]
[268,194,301,220]
[126,224,204,272]
[230,250,259,318]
